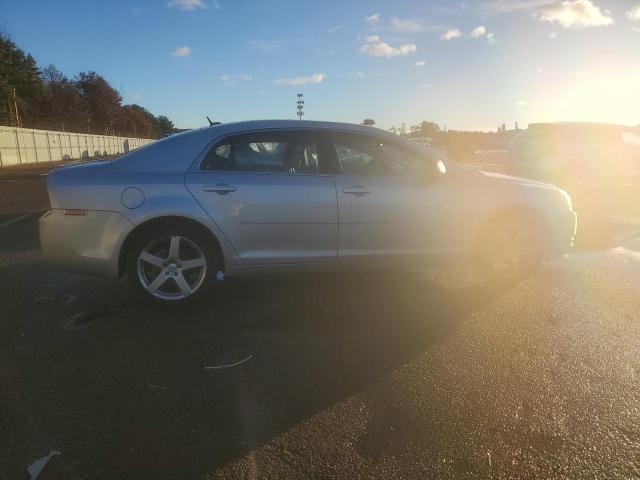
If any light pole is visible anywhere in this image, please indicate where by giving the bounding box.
[297,93,304,120]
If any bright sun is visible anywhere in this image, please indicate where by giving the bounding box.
[532,69,640,126]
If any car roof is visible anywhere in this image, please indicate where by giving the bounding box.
[198,119,408,140]
[114,119,438,172]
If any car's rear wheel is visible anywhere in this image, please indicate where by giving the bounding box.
[473,213,544,281]
[126,223,219,304]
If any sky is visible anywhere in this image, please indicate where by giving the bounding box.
[3,0,640,130]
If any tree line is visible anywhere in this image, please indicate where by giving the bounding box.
[0,33,175,138]
[364,118,518,161]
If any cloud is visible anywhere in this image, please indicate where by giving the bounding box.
[273,73,327,86]
[470,26,487,37]
[390,17,428,32]
[634,26,640,32]
[365,13,381,24]
[536,0,613,28]
[414,60,427,67]
[222,74,252,85]
[328,25,343,34]
[469,26,495,43]
[360,35,417,57]
[481,0,555,15]
[440,29,462,40]
[482,0,613,29]
[167,0,205,11]
[548,31,558,38]
[389,17,444,33]
[627,5,640,21]
[417,83,432,89]
[515,100,527,107]
[347,71,366,78]
[127,93,142,101]
[172,46,192,57]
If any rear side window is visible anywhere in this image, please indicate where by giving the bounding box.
[201,132,319,174]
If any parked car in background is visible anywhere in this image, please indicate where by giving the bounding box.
[508,122,640,186]
[40,120,576,304]
[508,122,640,244]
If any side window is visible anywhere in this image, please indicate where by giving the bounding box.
[201,133,319,173]
[378,142,438,176]
[333,134,433,176]
[202,144,233,170]
[333,142,382,175]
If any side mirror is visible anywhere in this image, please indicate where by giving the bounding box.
[416,160,446,185]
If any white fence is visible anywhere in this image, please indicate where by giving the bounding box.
[0,126,154,167]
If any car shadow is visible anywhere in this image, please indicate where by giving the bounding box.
[0,263,514,479]
[0,212,43,254]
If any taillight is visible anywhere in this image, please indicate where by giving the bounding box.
[63,209,88,216]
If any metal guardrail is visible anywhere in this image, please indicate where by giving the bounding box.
[0,126,154,167]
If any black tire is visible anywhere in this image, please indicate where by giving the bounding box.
[473,212,544,282]
[126,221,220,305]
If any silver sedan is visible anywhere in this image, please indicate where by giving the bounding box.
[39,120,577,304]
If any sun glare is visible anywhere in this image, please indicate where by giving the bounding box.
[532,69,640,126]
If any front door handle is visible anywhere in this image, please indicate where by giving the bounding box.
[342,185,371,196]
[203,183,236,195]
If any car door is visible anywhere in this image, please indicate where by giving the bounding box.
[185,130,338,265]
[330,132,461,262]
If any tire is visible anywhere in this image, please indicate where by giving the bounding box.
[473,212,544,282]
[126,222,219,305]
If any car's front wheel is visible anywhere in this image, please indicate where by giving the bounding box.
[473,213,544,281]
[126,223,219,304]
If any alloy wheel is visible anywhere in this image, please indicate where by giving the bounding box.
[136,235,207,301]
[488,222,542,278]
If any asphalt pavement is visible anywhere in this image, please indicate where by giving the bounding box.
[1,175,640,479]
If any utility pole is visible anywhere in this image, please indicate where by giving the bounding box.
[12,88,22,128]
[296,93,304,120]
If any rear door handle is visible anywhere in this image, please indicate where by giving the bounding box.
[203,183,236,195]
[342,185,371,196]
